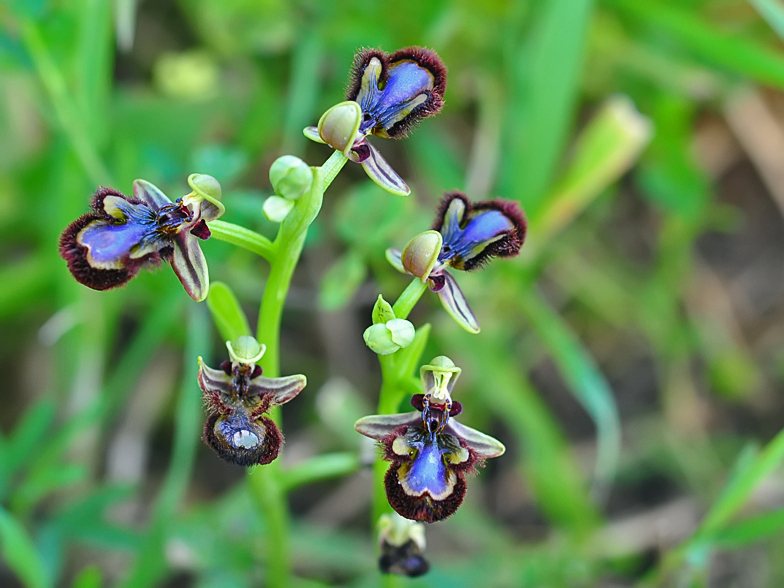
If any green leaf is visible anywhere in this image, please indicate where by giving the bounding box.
[3,400,57,482]
[607,0,784,89]
[712,508,784,548]
[530,95,652,252]
[637,95,709,222]
[281,452,361,491]
[465,339,600,534]
[700,431,784,536]
[71,566,102,588]
[0,507,48,588]
[11,464,88,514]
[520,289,622,498]
[750,0,784,41]
[318,251,367,311]
[207,281,252,343]
[500,0,595,214]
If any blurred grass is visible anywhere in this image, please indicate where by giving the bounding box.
[2,0,784,586]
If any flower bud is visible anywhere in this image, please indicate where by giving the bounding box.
[364,318,415,355]
[401,230,442,282]
[263,195,295,223]
[226,335,266,365]
[318,101,362,155]
[377,513,429,577]
[269,155,313,201]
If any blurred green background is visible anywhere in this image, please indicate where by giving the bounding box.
[3,0,784,586]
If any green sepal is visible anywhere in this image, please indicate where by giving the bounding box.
[372,294,396,324]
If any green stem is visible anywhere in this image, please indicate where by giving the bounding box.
[368,280,430,584]
[322,150,349,189]
[372,358,406,588]
[391,278,428,320]
[246,150,347,588]
[208,220,276,260]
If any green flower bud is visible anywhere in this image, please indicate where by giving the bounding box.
[226,335,266,365]
[263,195,295,223]
[401,230,442,282]
[371,294,396,325]
[387,318,415,347]
[420,355,461,404]
[364,318,415,355]
[269,155,313,201]
[318,101,362,156]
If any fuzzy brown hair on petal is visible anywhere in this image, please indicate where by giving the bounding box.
[431,191,528,271]
[89,186,141,212]
[431,191,470,233]
[384,46,446,138]
[59,213,138,291]
[346,47,389,103]
[384,47,446,138]
[384,466,466,523]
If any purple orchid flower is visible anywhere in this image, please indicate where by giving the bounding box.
[198,337,306,467]
[304,47,446,196]
[59,175,224,301]
[387,191,526,332]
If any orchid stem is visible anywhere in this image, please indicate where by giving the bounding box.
[245,150,346,588]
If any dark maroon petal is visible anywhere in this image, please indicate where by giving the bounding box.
[189,219,211,240]
[409,395,463,417]
[428,274,445,292]
[384,466,466,523]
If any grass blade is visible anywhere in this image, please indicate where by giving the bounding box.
[520,289,621,500]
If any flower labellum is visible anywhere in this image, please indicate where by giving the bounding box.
[304,46,447,197]
[356,405,504,523]
[59,175,224,301]
[387,191,526,333]
[198,337,306,466]
[347,47,446,140]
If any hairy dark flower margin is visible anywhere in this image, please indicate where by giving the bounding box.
[387,191,527,332]
[305,46,447,196]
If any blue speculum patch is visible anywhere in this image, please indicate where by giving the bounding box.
[440,209,513,265]
[403,434,449,497]
[218,412,261,449]
[360,61,433,133]
[80,220,152,265]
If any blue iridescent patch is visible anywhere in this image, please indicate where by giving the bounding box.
[358,60,435,136]
[79,220,152,266]
[403,434,449,497]
[440,208,515,266]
